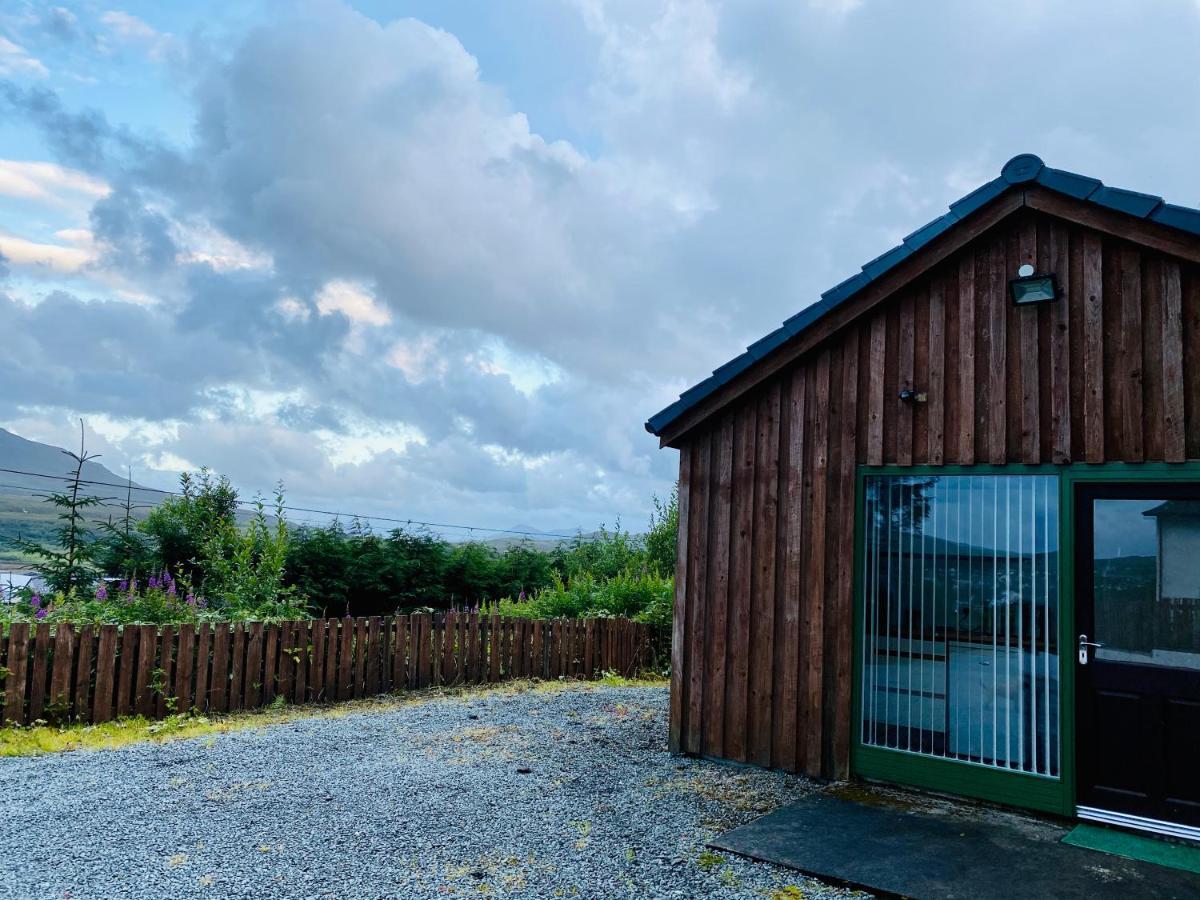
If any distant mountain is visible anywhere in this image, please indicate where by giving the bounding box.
[0,428,160,568]
[0,428,147,494]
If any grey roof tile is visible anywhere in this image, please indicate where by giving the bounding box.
[646,154,1200,436]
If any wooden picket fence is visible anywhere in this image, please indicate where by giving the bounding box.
[0,614,661,727]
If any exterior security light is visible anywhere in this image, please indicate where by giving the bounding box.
[1009,266,1059,305]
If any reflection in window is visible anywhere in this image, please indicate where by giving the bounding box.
[860,475,1060,777]
[1094,499,1200,670]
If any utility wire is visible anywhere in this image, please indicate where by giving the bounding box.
[0,465,583,540]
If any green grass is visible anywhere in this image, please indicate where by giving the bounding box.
[0,672,668,757]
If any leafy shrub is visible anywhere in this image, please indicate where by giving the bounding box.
[494,568,673,625]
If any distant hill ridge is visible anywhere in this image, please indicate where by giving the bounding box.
[0,428,146,494]
[0,428,161,568]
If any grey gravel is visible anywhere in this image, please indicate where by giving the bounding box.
[0,684,860,899]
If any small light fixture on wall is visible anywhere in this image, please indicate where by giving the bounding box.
[1009,263,1059,306]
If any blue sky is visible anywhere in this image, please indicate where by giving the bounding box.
[1,1,1199,536]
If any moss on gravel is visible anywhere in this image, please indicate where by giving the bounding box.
[0,673,668,757]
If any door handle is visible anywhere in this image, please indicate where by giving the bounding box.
[1078,633,1103,665]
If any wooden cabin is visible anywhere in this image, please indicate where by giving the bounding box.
[647,154,1200,839]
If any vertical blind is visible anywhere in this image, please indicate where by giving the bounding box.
[860,475,1060,777]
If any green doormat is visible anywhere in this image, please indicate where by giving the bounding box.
[1063,824,1200,874]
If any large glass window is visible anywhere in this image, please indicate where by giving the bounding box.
[860,474,1060,777]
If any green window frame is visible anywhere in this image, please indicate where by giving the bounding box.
[851,462,1200,817]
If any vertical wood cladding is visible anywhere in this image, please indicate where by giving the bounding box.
[669,208,1200,779]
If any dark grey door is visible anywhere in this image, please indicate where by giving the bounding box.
[1075,483,1200,827]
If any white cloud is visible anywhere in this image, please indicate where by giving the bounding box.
[315,279,391,327]
[0,36,48,78]
[0,160,109,203]
[99,10,174,61]
[0,231,92,272]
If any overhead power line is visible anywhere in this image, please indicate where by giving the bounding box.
[0,465,582,541]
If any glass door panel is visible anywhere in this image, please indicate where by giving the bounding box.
[860,474,1060,777]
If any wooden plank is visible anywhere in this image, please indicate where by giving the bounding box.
[278,621,295,703]
[584,618,595,680]
[428,614,441,686]
[417,613,432,687]
[1018,220,1040,462]
[958,253,976,463]
[244,622,264,708]
[1083,233,1105,462]
[398,619,412,696]
[115,624,136,717]
[325,618,341,699]
[366,616,381,694]
[150,624,173,717]
[74,624,94,721]
[193,624,210,713]
[28,622,50,721]
[896,293,915,466]
[866,313,886,466]
[1120,246,1144,461]
[723,399,756,763]
[685,436,711,755]
[477,613,488,682]
[294,621,309,703]
[1185,272,1200,460]
[534,620,546,678]
[261,623,279,704]
[227,624,243,712]
[278,619,295,705]
[1050,223,1072,463]
[987,236,1007,463]
[311,619,327,700]
[803,352,830,776]
[378,617,391,694]
[1163,260,1186,462]
[928,280,946,465]
[4,623,29,724]
[703,412,734,759]
[490,614,502,682]
[208,623,229,713]
[338,616,354,698]
[145,628,169,720]
[89,624,117,723]
[174,624,195,714]
[1142,257,1166,461]
[354,617,368,697]
[912,288,930,463]
[747,382,780,767]
[831,327,860,779]
[772,362,801,772]
[441,611,457,685]
[49,622,74,716]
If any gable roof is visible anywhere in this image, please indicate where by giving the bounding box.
[646,153,1200,442]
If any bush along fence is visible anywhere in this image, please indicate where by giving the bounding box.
[0,614,663,727]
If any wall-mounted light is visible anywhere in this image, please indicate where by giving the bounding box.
[1009,263,1059,306]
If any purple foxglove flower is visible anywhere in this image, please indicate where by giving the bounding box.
[148,575,160,590]
[95,584,108,601]
[30,594,41,608]
[185,593,196,606]
[35,607,47,619]
[118,579,128,592]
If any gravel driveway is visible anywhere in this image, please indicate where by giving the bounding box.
[0,683,856,900]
